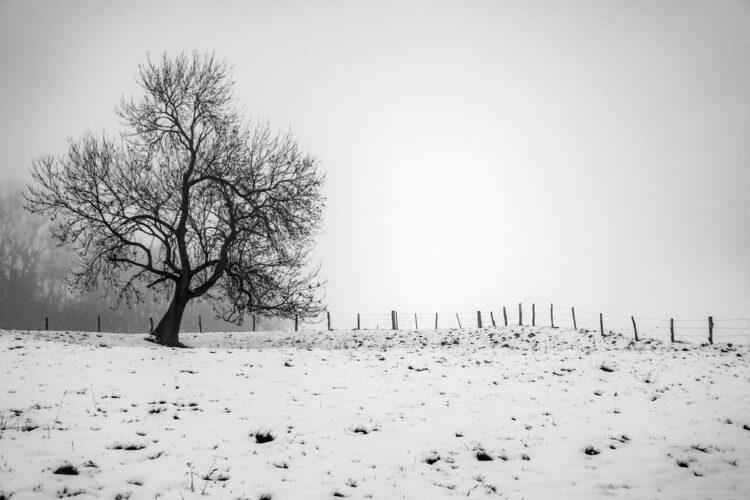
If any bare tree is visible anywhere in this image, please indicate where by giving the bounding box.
[26,52,325,346]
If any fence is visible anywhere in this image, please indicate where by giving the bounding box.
[0,312,273,335]
[298,303,750,345]
[2,303,749,345]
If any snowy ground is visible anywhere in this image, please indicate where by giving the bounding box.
[0,327,748,499]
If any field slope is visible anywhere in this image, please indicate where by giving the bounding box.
[0,327,748,499]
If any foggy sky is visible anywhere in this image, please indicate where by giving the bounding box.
[1,0,749,322]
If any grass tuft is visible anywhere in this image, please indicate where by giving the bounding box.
[584,446,600,456]
[53,463,78,475]
[21,421,38,432]
[252,429,275,444]
[111,442,145,450]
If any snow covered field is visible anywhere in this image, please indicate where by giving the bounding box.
[1,327,748,499]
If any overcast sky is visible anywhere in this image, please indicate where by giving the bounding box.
[1,0,749,322]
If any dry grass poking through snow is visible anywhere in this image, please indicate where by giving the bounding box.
[0,327,748,499]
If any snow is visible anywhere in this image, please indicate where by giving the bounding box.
[0,327,748,499]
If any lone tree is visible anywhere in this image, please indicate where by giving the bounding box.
[26,52,325,346]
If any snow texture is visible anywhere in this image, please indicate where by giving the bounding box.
[0,327,748,499]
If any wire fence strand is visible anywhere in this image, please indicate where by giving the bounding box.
[1,303,748,345]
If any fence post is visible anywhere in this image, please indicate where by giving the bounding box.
[518,303,522,326]
[490,311,496,327]
[435,312,438,329]
[503,306,508,326]
[414,313,418,330]
[456,313,462,329]
[295,315,299,332]
[669,318,674,342]
[149,317,154,332]
[252,315,256,332]
[45,316,49,331]
[550,303,555,328]
[198,315,202,333]
[571,307,577,330]
[327,310,331,331]
[357,313,360,330]
[532,303,536,326]
[631,316,638,341]
[708,316,713,345]
[391,310,397,330]
[97,314,101,333]
[477,311,483,328]
[599,313,604,336]
[395,311,399,330]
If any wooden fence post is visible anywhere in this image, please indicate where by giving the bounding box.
[550,303,555,328]
[490,311,496,327]
[477,311,483,328]
[708,316,713,345]
[414,313,418,330]
[391,311,396,330]
[149,317,154,332]
[45,316,49,331]
[198,315,202,333]
[295,315,299,332]
[518,303,522,326]
[252,315,256,332]
[357,313,360,330]
[435,313,438,329]
[503,306,508,327]
[571,307,577,330]
[395,311,399,330]
[456,313,462,329]
[532,303,536,326]
[669,318,674,342]
[631,316,638,341]
[327,310,331,331]
[599,313,604,336]
[97,314,101,333]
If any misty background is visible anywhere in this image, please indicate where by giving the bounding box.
[1,0,749,332]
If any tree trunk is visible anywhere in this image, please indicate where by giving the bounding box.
[152,289,189,347]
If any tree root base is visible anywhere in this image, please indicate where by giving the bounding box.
[144,336,189,348]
